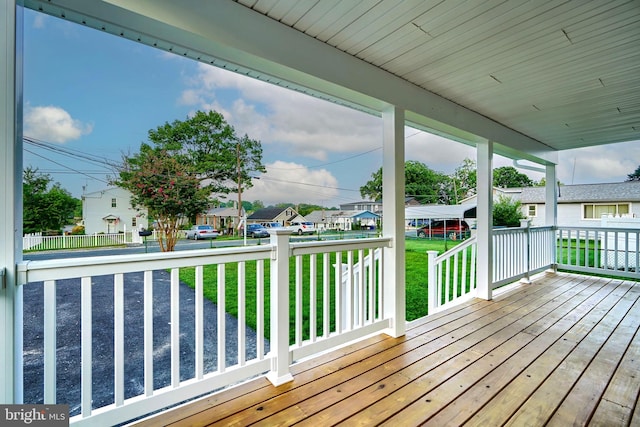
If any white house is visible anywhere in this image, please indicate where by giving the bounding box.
[82,187,148,234]
[520,182,640,227]
[458,182,640,228]
[306,209,380,231]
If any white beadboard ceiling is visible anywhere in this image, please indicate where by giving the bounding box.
[24,0,640,162]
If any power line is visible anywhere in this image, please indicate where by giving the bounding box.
[24,148,111,185]
[255,175,360,192]
[24,136,120,169]
[22,135,367,200]
[267,147,381,170]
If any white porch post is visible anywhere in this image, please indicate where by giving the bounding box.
[476,140,493,300]
[382,106,405,337]
[1,0,23,403]
[266,229,294,386]
[545,164,558,272]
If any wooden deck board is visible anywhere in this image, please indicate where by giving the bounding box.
[590,311,640,426]
[132,272,640,427]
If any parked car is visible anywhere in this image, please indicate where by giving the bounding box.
[288,221,316,235]
[185,225,219,240]
[261,222,284,229]
[246,223,270,238]
[416,220,470,240]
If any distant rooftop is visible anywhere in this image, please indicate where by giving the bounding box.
[519,182,640,203]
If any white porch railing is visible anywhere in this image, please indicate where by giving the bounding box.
[427,223,640,313]
[334,247,383,332]
[492,224,555,287]
[427,237,477,313]
[427,224,556,312]
[428,222,555,314]
[557,226,640,279]
[17,232,391,426]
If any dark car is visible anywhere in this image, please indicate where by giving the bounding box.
[417,220,470,240]
[246,223,270,238]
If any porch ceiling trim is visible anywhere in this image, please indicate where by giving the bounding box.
[25,0,558,164]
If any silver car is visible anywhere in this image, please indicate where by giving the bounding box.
[186,225,219,240]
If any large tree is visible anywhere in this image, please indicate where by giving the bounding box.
[23,167,79,234]
[115,110,265,249]
[116,145,211,251]
[360,161,452,204]
[493,166,534,188]
[626,165,640,181]
[359,168,383,202]
[147,110,265,195]
[451,158,477,202]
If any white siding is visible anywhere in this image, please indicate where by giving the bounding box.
[82,188,148,234]
[527,202,640,228]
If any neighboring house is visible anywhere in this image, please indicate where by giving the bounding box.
[404,196,422,207]
[247,206,304,226]
[339,197,418,213]
[340,200,382,213]
[82,187,148,234]
[519,182,640,227]
[459,187,522,205]
[306,209,380,231]
[197,207,243,235]
[462,182,640,227]
[304,210,334,230]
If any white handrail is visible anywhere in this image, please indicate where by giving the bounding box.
[427,237,477,313]
[18,234,392,426]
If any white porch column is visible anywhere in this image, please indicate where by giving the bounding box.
[476,140,493,300]
[382,106,405,337]
[266,229,294,386]
[545,164,558,226]
[1,0,23,403]
[545,164,558,272]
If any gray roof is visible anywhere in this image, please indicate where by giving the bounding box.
[247,207,299,221]
[204,207,241,217]
[519,182,640,204]
[304,210,330,223]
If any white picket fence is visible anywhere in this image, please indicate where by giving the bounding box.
[23,232,134,251]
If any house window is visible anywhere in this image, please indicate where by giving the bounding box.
[132,217,137,227]
[583,203,630,219]
[527,205,537,217]
[111,198,117,208]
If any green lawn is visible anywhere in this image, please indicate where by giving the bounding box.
[178,238,459,343]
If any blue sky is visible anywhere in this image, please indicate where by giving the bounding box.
[22,9,640,208]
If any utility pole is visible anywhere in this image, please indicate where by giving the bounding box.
[237,141,242,236]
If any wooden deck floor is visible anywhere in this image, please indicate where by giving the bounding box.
[134,272,640,426]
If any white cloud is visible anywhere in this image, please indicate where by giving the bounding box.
[242,161,339,206]
[24,105,92,143]
[404,130,476,173]
[557,141,640,185]
[182,63,638,196]
[182,64,382,160]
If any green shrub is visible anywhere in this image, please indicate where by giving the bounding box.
[70,225,85,235]
[493,195,525,227]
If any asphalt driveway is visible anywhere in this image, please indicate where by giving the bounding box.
[22,251,268,417]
